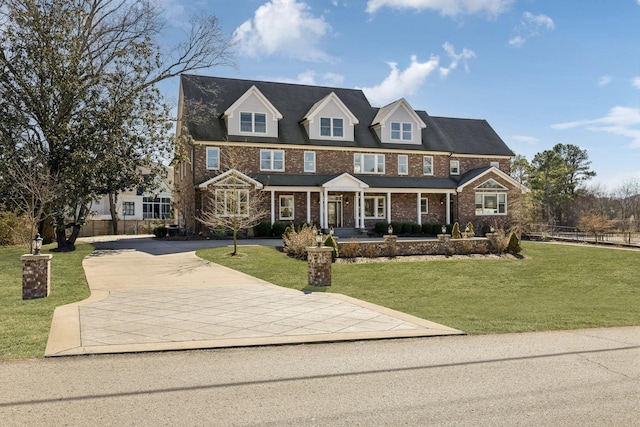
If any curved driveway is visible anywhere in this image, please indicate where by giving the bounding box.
[45,236,462,356]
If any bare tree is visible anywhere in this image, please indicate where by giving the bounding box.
[577,213,610,242]
[197,171,268,256]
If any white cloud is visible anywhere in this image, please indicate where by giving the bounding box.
[233,0,335,63]
[512,135,539,145]
[632,76,640,89]
[360,55,440,106]
[598,75,612,87]
[552,106,640,148]
[361,43,475,105]
[365,0,513,17]
[277,70,345,86]
[509,11,555,47]
[440,42,476,77]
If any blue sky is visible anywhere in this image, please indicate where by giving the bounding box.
[160,0,640,190]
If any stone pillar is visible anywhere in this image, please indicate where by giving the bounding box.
[21,254,53,300]
[307,246,333,287]
[384,235,397,258]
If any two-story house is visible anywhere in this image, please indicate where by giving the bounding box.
[174,74,526,234]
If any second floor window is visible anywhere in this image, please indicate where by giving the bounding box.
[304,151,316,173]
[423,156,433,175]
[260,150,284,171]
[240,112,266,133]
[206,147,220,170]
[450,160,460,175]
[354,153,384,174]
[391,122,412,141]
[320,117,344,137]
[398,155,408,175]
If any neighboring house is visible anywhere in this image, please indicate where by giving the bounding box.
[85,165,174,235]
[174,74,527,234]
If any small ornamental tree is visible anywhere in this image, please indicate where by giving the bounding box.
[505,232,522,254]
[451,222,462,239]
[323,234,339,262]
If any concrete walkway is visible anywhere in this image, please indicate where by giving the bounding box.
[45,236,463,356]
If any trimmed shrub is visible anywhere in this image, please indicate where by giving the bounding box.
[465,222,475,237]
[505,232,522,254]
[271,221,287,237]
[323,234,339,262]
[487,228,507,253]
[411,223,422,235]
[254,220,272,237]
[282,223,316,260]
[390,221,403,235]
[153,226,168,238]
[451,222,462,239]
[362,243,380,258]
[421,222,432,235]
[374,222,388,236]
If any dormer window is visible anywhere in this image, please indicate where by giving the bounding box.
[320,118,343,138]
[240,112,266,134]
[391,122,412,141]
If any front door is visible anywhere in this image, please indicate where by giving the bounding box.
[327,200,342,228]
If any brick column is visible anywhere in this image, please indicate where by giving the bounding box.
[307,246,333,287]
[383,234,397,258]
[21,254,53,300]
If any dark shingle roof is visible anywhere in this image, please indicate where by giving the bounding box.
[251,173,458,190]
[180,74,514,157]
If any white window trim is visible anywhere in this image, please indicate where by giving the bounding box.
[304,151,316,173]
[490,161,500,168]
[398,155,408,175]
[364,196,386,219]
[420,197,428,215]
[423,156,433,176]
[450,160,460,175]
[320,117,344,138]
[391,122,412,141]
[279,195,294,220]
[354,153,385,174]
[216,189,250,218]
[475,192,507,216]
[206,147,220,170]
[240,112,267,134]
[260,149,285,172]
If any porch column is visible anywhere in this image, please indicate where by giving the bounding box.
[417,192,422,226]
[324,188,330,229]
[270,190,275,225]
[445,192,451,224]
[319,191,324,228]
[354,193,359,229]
[306,191,311,224]
[386,192,392,224]
[359,191,365,229]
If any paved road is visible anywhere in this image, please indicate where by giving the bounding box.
[3,327,639,426]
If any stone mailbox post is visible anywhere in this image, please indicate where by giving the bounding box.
[307,246,333,287]
[22,254,53,299]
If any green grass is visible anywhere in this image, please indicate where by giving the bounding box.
[0,243,92,359]
[197,242,640,334]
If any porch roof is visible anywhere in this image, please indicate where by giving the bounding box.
[251,173,458,190]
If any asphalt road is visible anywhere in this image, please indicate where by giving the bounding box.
[2,327,639,426]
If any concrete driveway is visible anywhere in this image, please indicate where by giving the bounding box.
[45,236,462,356]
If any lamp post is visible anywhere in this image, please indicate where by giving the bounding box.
[315,230,323,247]
[33,233,43,255]
[387,224,393,235]
[441,225,447,234]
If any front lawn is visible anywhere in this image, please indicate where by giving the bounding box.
[0,243,92,359]
[197,242,640,334]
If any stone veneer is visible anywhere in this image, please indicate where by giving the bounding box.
[307,246,333,287]
[338,237,498,258]
[21,254,53,299]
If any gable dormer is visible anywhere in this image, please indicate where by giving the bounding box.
[223,85,283,138]
[301,92,359,141]
[371,98,426,145]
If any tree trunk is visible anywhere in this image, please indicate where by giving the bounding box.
[108,192,119,235]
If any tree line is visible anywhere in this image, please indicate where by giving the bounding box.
[511,143,640,233]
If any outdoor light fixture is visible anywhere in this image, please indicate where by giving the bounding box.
[388,225,393,235]
[329,227,334,236]
[439,197,445,205]
[316,230,323,247]
[490,225,495,233]
[33,233,43,255]
[441,225,447,234]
